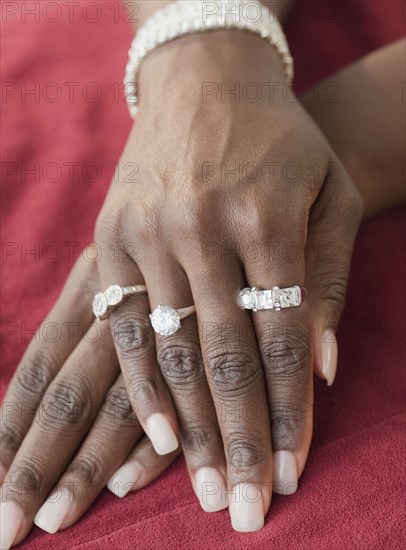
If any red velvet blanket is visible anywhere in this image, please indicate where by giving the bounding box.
[1,1,405,548]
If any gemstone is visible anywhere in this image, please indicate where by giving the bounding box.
[239,288,255,309]
[92,292,108,319]
[279,287,300,308]
[150,305,181,336]
[256,292,267,309]
[272,286,281,310]
[105,285,123,306]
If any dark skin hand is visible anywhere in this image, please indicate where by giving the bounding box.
[95,28,362,530]
[1,26,403,549]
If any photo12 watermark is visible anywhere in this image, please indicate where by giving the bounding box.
[1,1,140,24]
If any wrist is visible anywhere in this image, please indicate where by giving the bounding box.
[138,30,287,114]
[125,1,293,118]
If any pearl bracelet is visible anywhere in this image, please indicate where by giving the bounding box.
[124,0,294,119]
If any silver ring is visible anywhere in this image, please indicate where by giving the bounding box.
[150,304,196,336]
[92,285,147,320]
[238,286,305,312]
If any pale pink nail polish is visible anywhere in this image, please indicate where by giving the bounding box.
[0,501,24,550]
[145,414,178,455]
[273,450,298,495]
[229,483,264,532]
[195,468,228,512]
[322,330,338,386]
[34,487,73,534]
[108,462,141,498]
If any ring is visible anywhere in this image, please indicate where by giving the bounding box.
[238,286,305,312]
[92,285,147,320]
[150,304,196,336]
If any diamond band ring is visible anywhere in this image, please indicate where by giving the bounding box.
[150,305,196,336]
[92,285,147,320]
[238,286,305,312]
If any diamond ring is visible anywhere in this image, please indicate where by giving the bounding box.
[238,286,305,312]
[92,285,147,320]
[150,304,196,336]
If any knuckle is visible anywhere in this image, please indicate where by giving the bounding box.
[167,196,217,241]
[14,354,54,398]
[260,330,311,380]
[41,379,91,427]
[8,458,43,495]
[311,274,348,321]
[206,349,261,394]
[242,202,275,237]
[270,400,312,450]
[181,424,217,453]
[0,422,21,452]
[68,454,103,485]
[111,314,152,355]
[101,384,136,423]
[328,174,363,229]
[348,187,364,220]
[325,276,348,310]
[94,208,120,245]
[157,342,204,394]
[130,376,160,408]
[131,202,163,243]
[241,195,307,243]
[227,436,268,468]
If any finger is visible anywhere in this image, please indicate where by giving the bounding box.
[0,321,118,549]
[0,249,97,480]
[242,203,313,496]
[107,435,181,498]
[33,375,143,533]
[141,253,228,513]
[99,248,179,456]
[305,161,363,385]
[184,250,273,532]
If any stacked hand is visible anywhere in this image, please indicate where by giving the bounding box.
[1,29,365,548]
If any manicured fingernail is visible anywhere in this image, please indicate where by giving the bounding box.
[322,330,338,386]
[0,501,24,550]
[195,468,228,512]
[34,487,73,534]
[273,450,298,495]
[108,462,141,498]
[145,413,178,455]
[229,483,264,532]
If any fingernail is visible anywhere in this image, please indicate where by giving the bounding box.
[108,462,141,498]
[322,330,338,386]
[34,487,73,534]
[145,413,178,455]
[195,468,228,512]
[273,450,298,495]
[0,501,24,550]
[229,483,264,532]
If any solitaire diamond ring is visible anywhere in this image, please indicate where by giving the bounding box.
[150,304,196,336]
[238,286,305,312]
[93,285,147,320]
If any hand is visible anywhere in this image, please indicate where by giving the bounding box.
[0,251,180,549]
[95,31,363,530]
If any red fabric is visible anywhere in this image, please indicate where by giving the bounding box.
[1,1,405,548]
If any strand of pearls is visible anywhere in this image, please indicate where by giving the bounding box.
[124,0,294,118]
